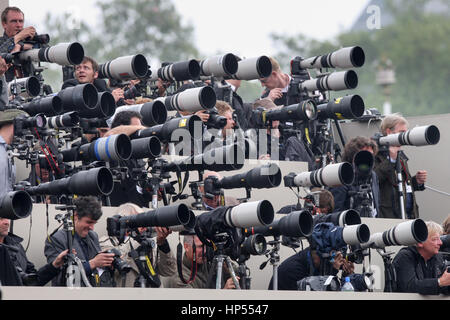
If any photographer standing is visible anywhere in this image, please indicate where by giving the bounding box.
[259,57,291,106]
[0,7,36,82]
[0,109,28,199]
[374,114,427,219]
[329,136,380,217]
[393,221,450,295]
[44,196,116,287]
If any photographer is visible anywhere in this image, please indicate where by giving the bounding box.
[374,113,427,219]
[44,196,116,287]
[393,220,450,295]
[0,217,70,286]
[213,79,253,131]
[197,170,240,211]
[99,202,176,287]
[0,109,28,200]
[62,56,126,105]
[259,57,290,106]
[268,237,353,290]
[0,7,36,82]
[329,136,380,217]
[166,233,239,289]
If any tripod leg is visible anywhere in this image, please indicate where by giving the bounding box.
[225,256,241,290]
[215,256,224,289]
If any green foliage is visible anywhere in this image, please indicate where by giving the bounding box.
[269,0,450,116]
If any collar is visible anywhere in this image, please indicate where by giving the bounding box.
[4,232,24,245]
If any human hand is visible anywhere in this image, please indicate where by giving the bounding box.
[195,110,210,122]
[438,269,450,287]
[342,259,355,275]
[332,251,345,271]
[415,170,427,185]
[111,88,125,102]
[156,227,172,246]
[223,276,240,289]
[90,252,114,269]
[52,249,76,268]
[268,88,282,101]
[14,26,36,43]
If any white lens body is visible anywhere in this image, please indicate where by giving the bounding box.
[200,53,237,77]
[225,200,274,228]
[8,76,40,98]
[301,71,357,92]
[342,224,370,245]
[233,57,264,80]
[293,162,353,187]
[379,125,440,147]
[300,46,364,70]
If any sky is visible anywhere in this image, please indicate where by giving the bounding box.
[10,0,371,59]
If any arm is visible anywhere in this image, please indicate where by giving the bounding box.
[104,124,146,137]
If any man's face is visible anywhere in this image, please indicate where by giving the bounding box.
[418,231,442,258]
[0,218,10,239]
[2,11,24,38]
[184,236,205,264]
[75,61,98,84]
[74,214,97,238]
[223,111,235,131]
[259,71,278,90]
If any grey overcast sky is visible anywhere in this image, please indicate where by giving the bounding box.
[10,0,370,58]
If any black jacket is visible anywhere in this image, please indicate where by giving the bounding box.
[393,246,449,295]
[373,152,423,219]
[61,78,111,92]
[3,233,60,286]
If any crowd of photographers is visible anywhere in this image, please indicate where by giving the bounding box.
[0,6,449,295]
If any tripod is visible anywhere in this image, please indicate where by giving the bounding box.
[260,236,282,290]
[206,233,241,289]
[377,249,397,292]
[129,235,161,288]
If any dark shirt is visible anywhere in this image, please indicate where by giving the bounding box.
[393,246,449,295]
[0,32,22,82]
[268,248,322,290]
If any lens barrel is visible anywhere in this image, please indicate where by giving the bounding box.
[379,125,440,147]
[0,191,33,220]
[159,86,216,113]
[151,59,200,82]
[299,46,366,70]
[200,53,239,78]
[58,83,99,112]
[21,95,63,117]
[99,54,149,80]
[316,95,365,120]
[224,200,275,228]
[228,56,272,80]
[300,70,358,92]
[130,136,162,160]
[121,203,191,229]
[113,100,167,127]
[27,167,114,196]
[290,162,354,188]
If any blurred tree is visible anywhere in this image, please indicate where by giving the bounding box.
[41,0,200,90]
[269,0,450,116]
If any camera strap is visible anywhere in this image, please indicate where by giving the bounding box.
[176,239,197,284]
